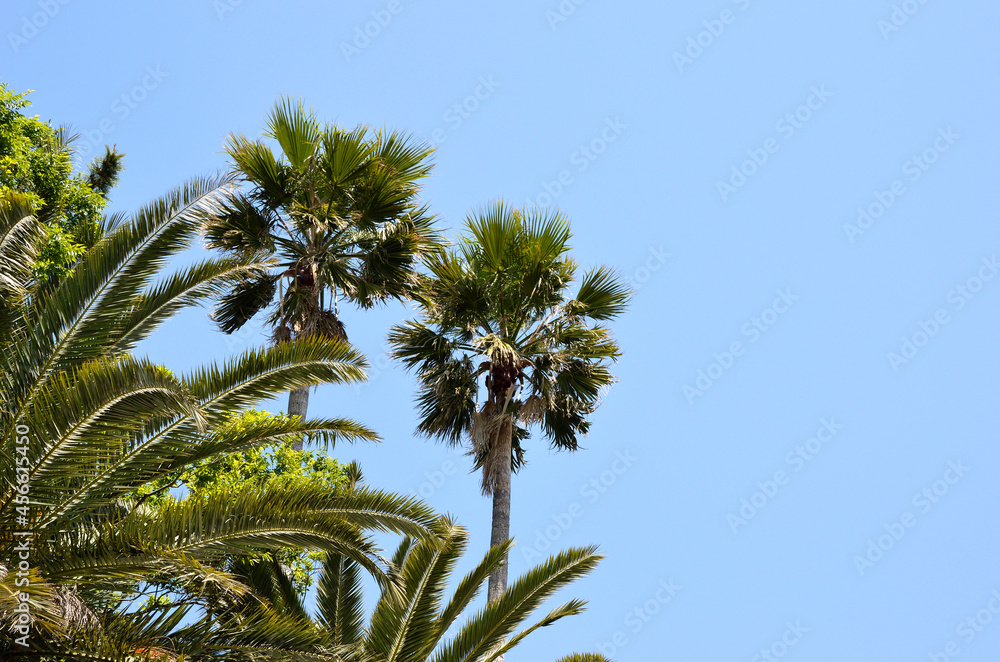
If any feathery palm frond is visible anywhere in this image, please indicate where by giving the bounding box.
[301,521,602,662]
[0,178,442,659]
[0,192,41,298]
[316,551,365,650]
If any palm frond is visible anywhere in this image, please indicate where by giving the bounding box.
[316,552,365,650]
[265,97,320,169]
[0,191,40,297]
[430,546,602,662]
[365,517,466,662]
[568,265,632,321]
[226,133,292,205]
[203,191,279,256]
[213,268,279,335]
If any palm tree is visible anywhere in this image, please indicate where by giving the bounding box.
[205,98,441,449]
[249,515,612,662]
[0,184,443,659]
[389,202,630,605]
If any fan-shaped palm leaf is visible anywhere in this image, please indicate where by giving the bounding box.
[390,201,629,609]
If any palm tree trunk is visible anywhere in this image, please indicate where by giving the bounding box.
[486,435,512,662]
[287,386,310,451]
[487,440,512,604]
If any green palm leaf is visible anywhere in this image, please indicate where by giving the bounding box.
[316,552,365,650]
[0,191,41,297]
[0,176,443,659]
[431,546,602,662]
[302,526,602,662]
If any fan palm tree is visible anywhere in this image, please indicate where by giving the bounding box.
[205,98,441,449]
[389,202,630,606]
[243,515,612,662]
[0,184,443,659]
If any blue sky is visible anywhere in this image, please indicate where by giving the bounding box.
[6,0,1000,659]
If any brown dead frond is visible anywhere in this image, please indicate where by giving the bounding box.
[518,394,545,425]
[470,406,513,496]
[317,310,348,342]
[272,324,292,344]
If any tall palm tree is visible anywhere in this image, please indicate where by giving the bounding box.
[0,184,443,659]
[389,202,630,605]
[206,98,441,449]
[250,514,612,662]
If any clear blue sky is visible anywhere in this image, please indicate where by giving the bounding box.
[7,0,1000,659]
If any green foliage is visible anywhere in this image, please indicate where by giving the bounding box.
[176,409,349,497]
[31,223,86,282]
[390,202,630,491]
[206,97,442,339]
[303,518,605,661]
[0,180,441,659]
[141,408,353,594]
[0,82,123,284]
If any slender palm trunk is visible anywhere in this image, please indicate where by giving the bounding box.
[287,301,320,452]
[487,432,512,604]
[287,386,310,451]
[486,431,512,662]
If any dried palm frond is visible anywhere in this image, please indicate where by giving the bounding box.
[469,402,496,451]
[272,324,292,344]
[317,310,348,342]
[0,567,95,640]
[470,409,513,496]
[53,586,99,636]
[518,394,545,425]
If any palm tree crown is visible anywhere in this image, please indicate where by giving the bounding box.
[206,97,441,341]
[390,201,630,602]
[205,98,442,447]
